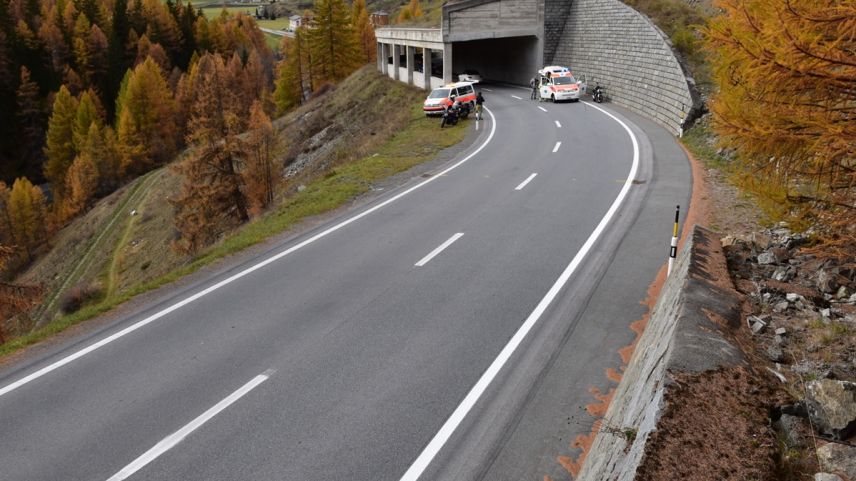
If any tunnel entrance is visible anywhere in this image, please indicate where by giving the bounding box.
[451,36,540,85]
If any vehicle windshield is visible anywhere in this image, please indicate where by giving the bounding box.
[428,89,451,99]
[552,76,576,85]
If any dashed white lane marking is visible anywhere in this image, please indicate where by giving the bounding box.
[552,141,562,153]
[398,101,641,481]
[106,369,274,481]
[415,233,465,267]
[511,95,523,100]
[538,106,548,112]
[482,88,493,92]
[515,173,538,191]
[555,120,562,128]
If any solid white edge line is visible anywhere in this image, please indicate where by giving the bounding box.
[555,120,562,128]
[538,106,548,112]
[511,95,522,100]
[106,369,274,481]
[414,233,465,267]
[552,141,562,153]
[514,173,538,191]
[398,101,639,481]
[0,109,499,399]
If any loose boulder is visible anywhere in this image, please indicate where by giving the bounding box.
[817,443,856,480]
[805,379,856,440]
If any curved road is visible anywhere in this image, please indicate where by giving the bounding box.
[0,86,691,481]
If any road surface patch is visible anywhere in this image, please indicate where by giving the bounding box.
[398,97,641,481]
[106,369,274,481]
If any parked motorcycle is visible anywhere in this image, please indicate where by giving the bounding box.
[592,84,605,103]
[441,103,465,128]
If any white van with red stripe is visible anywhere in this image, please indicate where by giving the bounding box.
[423,81,477,115]
[537,66,586,102]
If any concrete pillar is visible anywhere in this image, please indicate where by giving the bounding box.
[392,44,400,81]
[380,43,389,75]
[422,47,431,90]
[442,43,452,85]
[376,43,383,72]
[405,45,415,85]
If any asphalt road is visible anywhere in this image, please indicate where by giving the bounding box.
[0,85,691,481]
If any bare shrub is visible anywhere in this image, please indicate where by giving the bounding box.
[59,282,103,314]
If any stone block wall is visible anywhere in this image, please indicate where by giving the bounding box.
[552,0,699,135]
[543,0,573,64]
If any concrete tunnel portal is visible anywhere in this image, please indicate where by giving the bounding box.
[375,0,545,87]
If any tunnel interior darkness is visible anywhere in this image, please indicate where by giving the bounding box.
[452,36,540,85]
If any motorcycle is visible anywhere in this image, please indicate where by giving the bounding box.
[441,102,468,128]
[592,84,605,103]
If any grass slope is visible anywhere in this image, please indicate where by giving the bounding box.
[2,67,468,357]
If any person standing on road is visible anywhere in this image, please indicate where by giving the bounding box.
[475,91,485,120]
[529,77,538,100]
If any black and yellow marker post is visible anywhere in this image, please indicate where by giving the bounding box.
[668,205,680,276]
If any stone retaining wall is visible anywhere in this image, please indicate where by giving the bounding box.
[576,226,745,480]
[552,0,700,135]
[543,0,573,65]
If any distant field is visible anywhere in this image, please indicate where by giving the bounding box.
[200,5,258,19]
[198,4,287,50]
[257,17,291,31]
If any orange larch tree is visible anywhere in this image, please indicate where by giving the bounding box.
[706,0,856,251]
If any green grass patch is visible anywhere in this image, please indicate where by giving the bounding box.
[680,120,726,169]
[0,99,470,358]
[201,5,257,19]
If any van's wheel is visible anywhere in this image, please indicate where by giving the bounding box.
[551,94,556,103]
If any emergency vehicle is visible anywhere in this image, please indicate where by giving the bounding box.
[537,66,586,102]
[423,81,477,115]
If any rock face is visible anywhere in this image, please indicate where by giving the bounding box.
[773,414,806,448]
[805,379,856,440]
[817,443,856,480]
[814,473,844,481]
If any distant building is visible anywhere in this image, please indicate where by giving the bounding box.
[289,14,302,30]
[370,11,389,27]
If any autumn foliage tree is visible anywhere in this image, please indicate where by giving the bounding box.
[43,85,79,203]
[352,0,376,64]
[6,177,47,260]
[172,54,249,254]
[274,28,313,113]
[243,100,279,216]
[116,56,178,178]
[397,0,423,23]
[309,0,362,83]
[706,0,856,252]
[0,244,43,345]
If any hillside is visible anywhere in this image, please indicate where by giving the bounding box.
[2,66,469,353]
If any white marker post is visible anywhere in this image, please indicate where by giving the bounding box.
[668,205,680,276]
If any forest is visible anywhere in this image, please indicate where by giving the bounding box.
[0,0,378,272]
